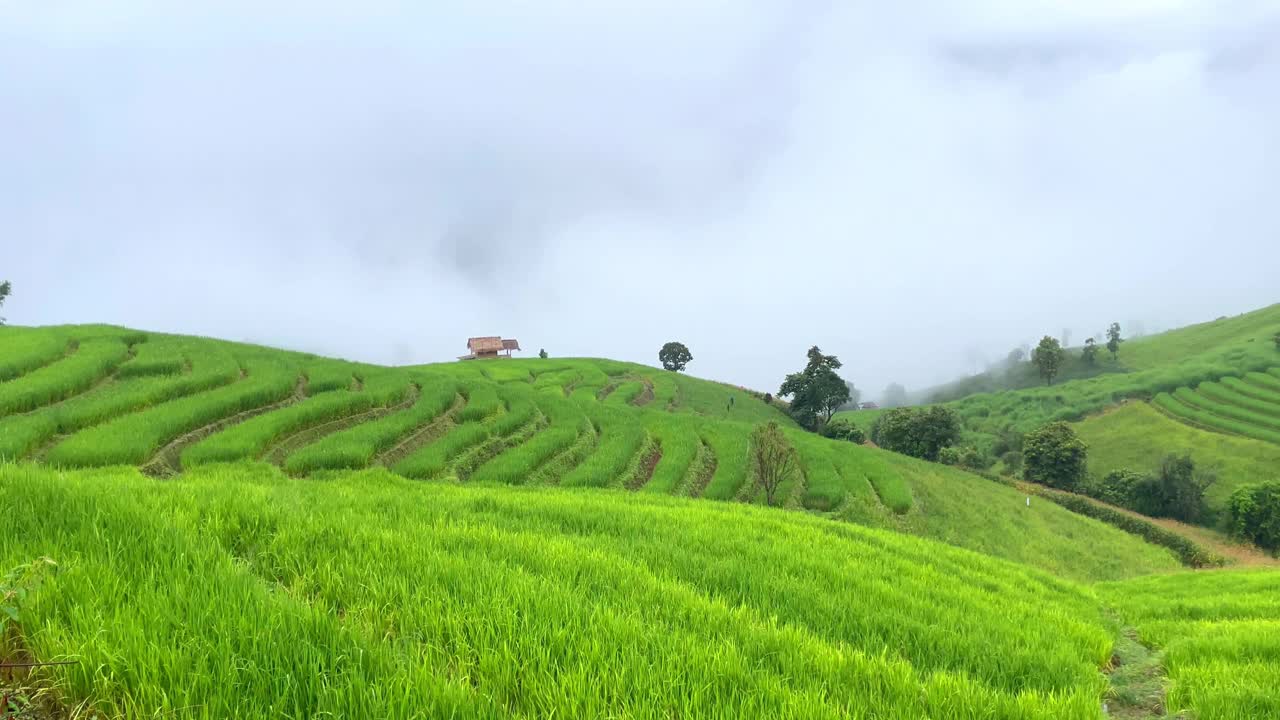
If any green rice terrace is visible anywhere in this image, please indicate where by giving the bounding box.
[1,323,1279,718]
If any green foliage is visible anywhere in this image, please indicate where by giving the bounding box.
[1,556,58,630]
[937,445,990,470]
[1081,337,1099,365]
[0,279,9,324]
[658,341,692,372]
[869,406,961,462]
[779,346,851,430]
[820,418,866,444]
[539,348,548,359]
[1228,481,1280,551]
[750,421,797,506]
[1000,450,1023,475]
[1086,469,1148,509]
[1106,322,1123,360]
[1023,422,1088,491]
[1032,336,1064,385]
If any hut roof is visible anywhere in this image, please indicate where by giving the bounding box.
[502,339,521,351]
[467,336,504,353]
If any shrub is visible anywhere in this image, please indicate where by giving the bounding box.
[1022,422,1087,491]
[1086,469,1148,509]
[763,392,773,404]
[1228,481,1280,551]
[1000,450,1023,475]
[820,419,865,444]
[938,445,989,470]
[869,406,960,462]
[1141,454,1216,524]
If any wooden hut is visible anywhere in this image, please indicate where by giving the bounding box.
[459,336,521,360]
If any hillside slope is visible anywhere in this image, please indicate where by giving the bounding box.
[849,304,1280,524]
[0,323,1181,581]
[0,463,1167,718]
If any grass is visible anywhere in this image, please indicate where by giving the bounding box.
[0,324,1192,585]
[44,356,299,467]
[2,462,1132,719]
[698,421,752,500]
[0,337,132,415]
[182,374,412,467]
[284,379,459,472]
[908,305,1280,455]
[1077,402,1280,513]
[1099,570,1280,719]
[0,326,71,382]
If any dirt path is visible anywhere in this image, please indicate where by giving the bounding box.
[1103,624,1175,719]
[630,379,655,407]
[682,441,717,499]
[375,394,465,468]
[141,377,306,477]
[625,440,662,490]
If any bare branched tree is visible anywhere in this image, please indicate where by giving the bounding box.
[752,421,798,507]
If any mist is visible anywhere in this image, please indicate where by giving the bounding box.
[3,1,1278,400]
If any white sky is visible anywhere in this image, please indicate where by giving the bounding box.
[3,0,1278,398]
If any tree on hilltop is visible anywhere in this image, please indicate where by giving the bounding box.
[779,346,850,430]
[0,280,9,325]
[658,341,692,372]
[1106,323,1123,361]
[1081,337,1099,365]
[1032,336,1064,385]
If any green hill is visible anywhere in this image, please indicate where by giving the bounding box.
[2,323,1276,719]
[0,323,1180,581]
[845,305,1280,523]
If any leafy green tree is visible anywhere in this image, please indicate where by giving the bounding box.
[882,383,908,408]
[538,349,548,359]
[1006,348,1026,365]
[779,346,850,429]
[1031,336,1064,385]
[869,406,961,461]
[1147,455,1216,524]
[658,341,692,372]
[1106,323,1123,360]
[1081,337,1099,365]
[1023,422,1087,491]
[0,280,10,325]
[1229,481,1280,551]
[751,422,798,507]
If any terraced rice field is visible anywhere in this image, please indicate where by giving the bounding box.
[1,324,1273,718]
[0,324,1184,582]
[0,463,1168,719]
[1152,368,1280,445]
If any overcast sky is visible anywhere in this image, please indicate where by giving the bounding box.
[3,1,1278,398]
